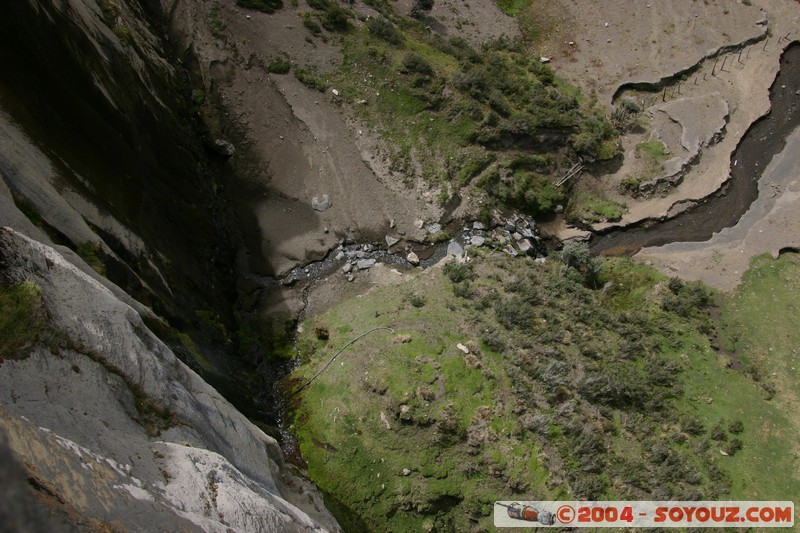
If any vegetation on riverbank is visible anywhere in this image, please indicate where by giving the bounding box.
[291,4,618,218]
[288,249,799,530]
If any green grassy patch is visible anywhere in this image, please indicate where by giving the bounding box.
[636,140,669,161]
[0,281,48,361]
[75,241,107,276]
[568,192,626,224]
[716,252,800,503]
[288,250,771,530]
[496,0,533,17]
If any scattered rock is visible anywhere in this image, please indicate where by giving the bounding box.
[406,252,420,265]
[401,468,411,476]
[389,218,396,229]
[534,257,547,264]
[554,204,564,214]
[427,223,442,234]
[719,449,729,456]
[311,194,332,212]
[518,239,533,254]
[385,235,399,247]
[470,235,485,247]
[331,88,339,96]
[357,258,376,270]
[447,241,464,258]
[342,263,352,274]
[395,334,412,344]
[413,219,425,229]
[335,251,345,261]
[456,343,470,354]
[540,56,551,63]
[346,274,355,282]
[210,138,236,157]
[380,412,391,430]
[464,353,481,369]
[472,221,485,230]
[281,274,296,286]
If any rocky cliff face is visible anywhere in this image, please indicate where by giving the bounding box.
[0,0,345,528]
[0,227,340,531]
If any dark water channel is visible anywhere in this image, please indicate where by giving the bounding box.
[591,42,800,255]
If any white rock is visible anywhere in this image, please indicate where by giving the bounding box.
[470,235,485,247]
[357,258,376,270]
[311,194,332,212]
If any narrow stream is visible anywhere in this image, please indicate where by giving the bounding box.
[591,42,800,255]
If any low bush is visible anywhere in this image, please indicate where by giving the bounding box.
[236,0,283,13]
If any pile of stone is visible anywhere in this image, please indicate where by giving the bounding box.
[337,243,381,282]
[456,215,544,258]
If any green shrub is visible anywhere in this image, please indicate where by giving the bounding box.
[618,97,642,114]
[367,17,401,45]
[301,13,322,34]
[294,66,327,91]
[191,89,206,106]
[452,281,474,299]
[443,262,474,283]
[236,0,283,13]
[619,176,641,195]
[495,297,535,329]
[487,170,564,215]
[402,53,434,77]
[320,6,350,32]
[407,294,426,308]
[0,282,47,360]
[661,280,713,317]
[75,242,107,275]
[559,241,602,288]
[267,56,291,74]
[306,0,331,9]
[410,0,434,18]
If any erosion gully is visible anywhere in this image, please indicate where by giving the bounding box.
[592,42,800,255]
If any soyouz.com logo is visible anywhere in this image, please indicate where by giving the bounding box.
[494,501,794,528]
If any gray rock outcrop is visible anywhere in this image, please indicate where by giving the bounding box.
[0,227,341,533]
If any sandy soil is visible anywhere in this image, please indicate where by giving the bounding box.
[533,0,800,290]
